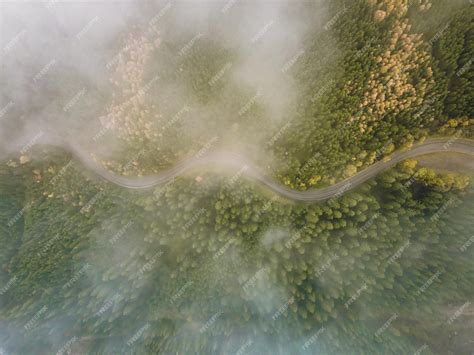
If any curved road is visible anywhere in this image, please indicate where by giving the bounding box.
[58,137,474,202]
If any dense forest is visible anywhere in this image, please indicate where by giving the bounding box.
[272,0,474,189]
[0,146,473,354]
[81,0,473,190]
[1,0,473,354]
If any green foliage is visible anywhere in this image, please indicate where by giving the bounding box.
[0,1,473,353]
[0,154,472,354]
[432,7,474,118]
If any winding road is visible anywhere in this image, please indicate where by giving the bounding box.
[60,137,474,202]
